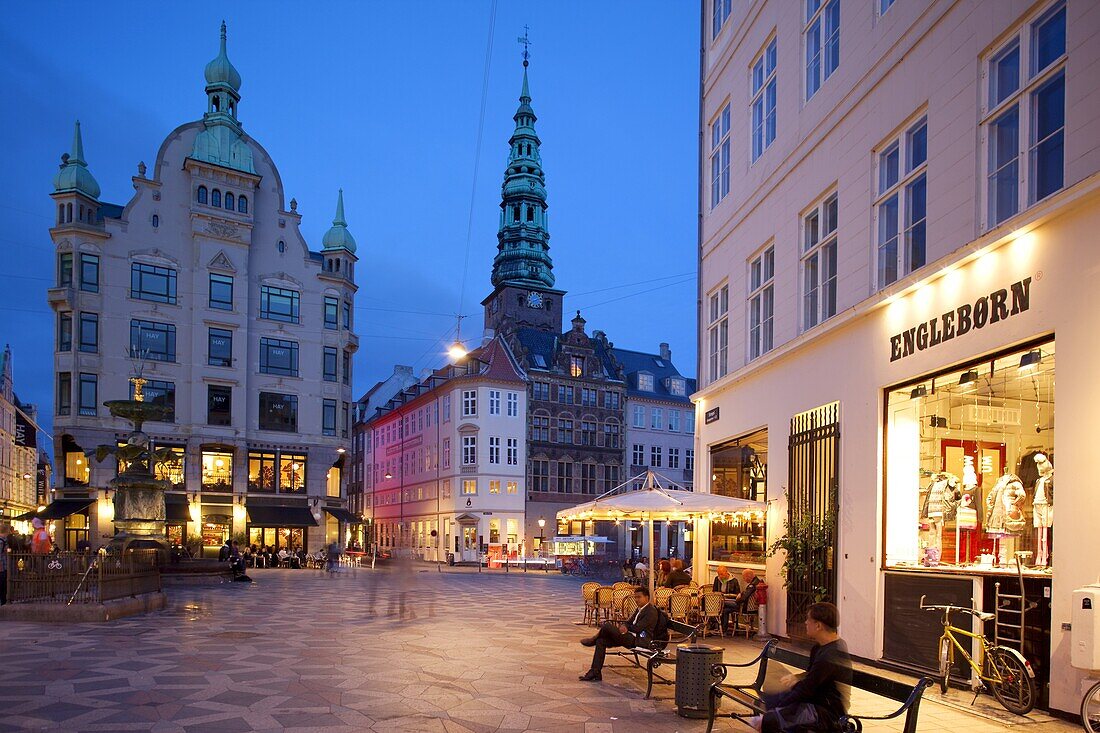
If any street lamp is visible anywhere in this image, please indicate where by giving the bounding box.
[537,517,546,557]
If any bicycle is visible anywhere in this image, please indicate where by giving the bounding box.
[920,595,1037,715]
[1083,678,1100,731]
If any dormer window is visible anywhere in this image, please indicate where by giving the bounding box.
[569,356,585,378]
[638,373,655,392]
[668,378,686,396]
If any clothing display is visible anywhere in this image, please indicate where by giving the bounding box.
[1032,453,1054,567]
[956,494,978,530]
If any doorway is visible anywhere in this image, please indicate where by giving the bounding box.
[461,525,479,562]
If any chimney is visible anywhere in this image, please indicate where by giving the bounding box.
[659,343,671,361]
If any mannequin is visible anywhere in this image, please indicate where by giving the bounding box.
[921,473,960,557]
[985,473,1026,566]
[956,493,978,563]
[1032,453,1054,567]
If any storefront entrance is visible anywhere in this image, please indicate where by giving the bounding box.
[461,525,478,562]
[248,526,306,552]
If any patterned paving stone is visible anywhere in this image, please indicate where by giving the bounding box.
[0,565,1081,731]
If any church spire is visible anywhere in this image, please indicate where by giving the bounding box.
[192,21,255,173]
[53,120,100,200]
[490,33,554,290]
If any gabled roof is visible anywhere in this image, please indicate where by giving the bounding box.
[514,326,622,381]
[611,347,695,404]
[466,336,525,384]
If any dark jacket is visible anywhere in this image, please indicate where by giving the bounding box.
[736,575,762,609]
[218,543,231,562]
[713,575,740,595]
[767,639,852,721]
[662,569,692,588]
[625,603,661,644]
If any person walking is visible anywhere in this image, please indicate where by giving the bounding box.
[326,540,340,573]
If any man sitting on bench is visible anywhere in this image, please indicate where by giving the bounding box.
[750,602,851,732]
[578,586,663,682]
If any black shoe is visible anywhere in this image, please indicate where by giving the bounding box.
[579,670,602,682]
[580,636,597,647]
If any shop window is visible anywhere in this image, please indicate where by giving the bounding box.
[709,428,768,563]
[248,451,277,492]
[280,453,306,492]
[884,340,1055,573]
[201,451,232,491]
[327,466,341,497]
[208,385,231,426]
[65,449,89,486]
[259,392,297,432]
[153,446,185,489]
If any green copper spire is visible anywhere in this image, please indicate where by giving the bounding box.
[53,120,101,199]
[322,189,357,253]
[192,21,254,173]
[490,53,554,290]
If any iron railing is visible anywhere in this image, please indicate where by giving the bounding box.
[786,403,841,624]
[6,550,161,605]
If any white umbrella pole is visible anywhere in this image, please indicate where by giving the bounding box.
[648,517,655,596]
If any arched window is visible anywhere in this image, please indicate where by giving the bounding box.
[152,215,159,229]
[197,186,208,204]
[79,204,84,221]
[212,95,220,112]
[335,259,340,272]
[277,240,286,253]
[225,192,234,210]
[211,189,221,208]
[512,204,520,222]
[237,195,247,213]
[527,206,535,222]
[58,204,64,224]
[66,203,72,223]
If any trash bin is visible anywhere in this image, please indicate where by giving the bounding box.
[446,552,455,566]
[675,644,724,719]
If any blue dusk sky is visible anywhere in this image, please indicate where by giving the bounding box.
[1,2,699,437]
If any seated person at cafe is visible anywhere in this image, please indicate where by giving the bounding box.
[578,586,666,682]
[712,566,740,632]
[749,602,851,732]
[661,558,692,588]
[723,568,763,633]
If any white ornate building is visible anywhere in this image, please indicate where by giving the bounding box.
[47,24,358,553]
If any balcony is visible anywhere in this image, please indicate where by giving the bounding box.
[47,286,74,310]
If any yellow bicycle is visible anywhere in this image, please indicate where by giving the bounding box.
[920,596,1037,715]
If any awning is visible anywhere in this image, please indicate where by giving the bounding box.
[246,504,317,527]
[15,498,94,521]
[165,494,191,523]
[323,507,361,523]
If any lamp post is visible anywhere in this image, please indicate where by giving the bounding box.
[537,517,546,557]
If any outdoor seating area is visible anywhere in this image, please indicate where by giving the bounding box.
[581,580,758,639]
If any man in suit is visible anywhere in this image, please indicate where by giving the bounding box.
[578,586,663,681]
[725,568,762,634]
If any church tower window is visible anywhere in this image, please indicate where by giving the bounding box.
[211,189,221,207]
[197,186,208,204]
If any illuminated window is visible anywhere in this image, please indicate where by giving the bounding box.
[202,451,232,491]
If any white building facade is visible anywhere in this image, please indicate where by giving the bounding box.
[0,347,43,528]
[358,338,528,563]
[47,24,358,555]
[695,0,1099,715]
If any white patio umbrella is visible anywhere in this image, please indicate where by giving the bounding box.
[556,470,766,594]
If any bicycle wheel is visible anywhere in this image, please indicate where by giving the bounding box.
[986,647,1036,715]
[1082,680,1100,733]
[938,637,952,695]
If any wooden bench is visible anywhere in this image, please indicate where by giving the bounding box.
[604,619,701,699]
[707,640,933,733]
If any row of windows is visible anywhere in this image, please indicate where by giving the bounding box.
[529,382,622,407]
[528,417,621,448]
[705,2,1066,383]
[57,374,349,436]
[631,444,696,471]
[529,460,621,495]
[455,389,520,419]
[629,405,696,433]
[196,185,248,214]
[56,202,98,226]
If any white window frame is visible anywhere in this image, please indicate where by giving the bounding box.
[748,245,775,361]
[488,390,500,415]
[632,405,645,428]
[488,436,500,464]
[707,283,729,383]
[632,444,645,466]
[751,37,778,163]
[873,116,928,289]
[980,1,1066,230]
[686,449,695,471]
[506,481,518,494]
[462,389,477,417]
[650,446,662,468]
[879,0,896,15]
[712,0,732,40]
[462,479,477,495]
[462,435,477,465]
[801,192,839,330]
[668,409,681,432]
[709,103,732,208]
[638,373,655,392]
[650,407,664,430]
[669,448,680,469]
[506,438,518,465]
[506,392,518,417]
[804,0,840,100]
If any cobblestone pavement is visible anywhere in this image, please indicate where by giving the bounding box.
[0,564,1081,732]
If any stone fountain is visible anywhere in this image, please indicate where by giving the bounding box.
[93,376,174,555]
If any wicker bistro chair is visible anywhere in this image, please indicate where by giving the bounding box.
[654,587,675,611]
[620,594,639,623]
[612,588,633,620]
[700,592,726,639]
[612,582,633,592]
[669,592,692,625]
[736,590,761,638]
[595,586,616,624]
[581,582,600,625]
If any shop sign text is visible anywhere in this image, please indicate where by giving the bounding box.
[889,277,1032,362]
[704,407,720,425]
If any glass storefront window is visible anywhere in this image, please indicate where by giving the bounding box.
[201,451,232,491]
[280,454,306,492]
[709,428,768,563]
[66,450,89,486]
[248,451,276,492]
[155,446,185,490]
[326,466,341,497]
[885,340,1055,573]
